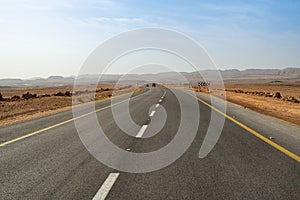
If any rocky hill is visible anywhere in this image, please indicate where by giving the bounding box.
[0,68,299,88]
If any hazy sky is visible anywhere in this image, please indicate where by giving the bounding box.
[1,0,300,78]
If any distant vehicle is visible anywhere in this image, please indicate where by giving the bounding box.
[152,83,156,87]
[146,84,149,87]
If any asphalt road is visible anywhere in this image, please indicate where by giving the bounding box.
[0,87,299,200]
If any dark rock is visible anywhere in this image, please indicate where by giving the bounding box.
[54,92,65,96]
[0,93,4,101]
[274,92,282,99]
[65,91,72,97]
[22,92,37,100]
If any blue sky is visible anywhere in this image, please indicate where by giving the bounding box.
[0,0,300,78]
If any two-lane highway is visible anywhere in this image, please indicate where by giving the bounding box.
[0,87,299,199]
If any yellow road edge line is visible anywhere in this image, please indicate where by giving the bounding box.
[0,89,150,147]
[186,91,300,163]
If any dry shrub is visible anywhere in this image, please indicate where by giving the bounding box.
[22,92,37,100]
[0,93,4,101]
[274,92,282,99]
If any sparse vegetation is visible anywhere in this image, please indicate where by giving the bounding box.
[22,92,37,100]
[0,93,4,101]
[224,89,299,104]
[11,95,21,101]
[41,94,51,97]
[283,96,299,103]
[54,92,65,97]
[53,91,72,97]
[274,92,282,99]
[65,91,72,97]
[201,82,300,126]
[0,84,136,127]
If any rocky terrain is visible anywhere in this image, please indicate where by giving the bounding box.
[196,81,300,126]
[0,85,137,127]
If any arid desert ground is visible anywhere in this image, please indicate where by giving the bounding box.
[193,81,300,126]
[0,85,139,127]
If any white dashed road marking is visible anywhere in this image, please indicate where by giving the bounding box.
[163,89,166,97]
[93,88,167,199]
[149,110,156,117]
[136,125,148,138]
[93,173,120,200]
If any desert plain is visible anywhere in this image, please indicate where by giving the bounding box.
[0,85,138,127]
[206,81,300,126]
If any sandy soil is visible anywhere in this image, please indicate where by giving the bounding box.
[224,82,300,99]
[202,82,300,126]
[0,85,141,127]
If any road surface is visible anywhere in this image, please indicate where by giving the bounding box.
[0,87,299,199]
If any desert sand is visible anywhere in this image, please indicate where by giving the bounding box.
[0,85,140,127]
[200,81,300,126]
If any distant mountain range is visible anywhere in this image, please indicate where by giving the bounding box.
[0,67,299,88]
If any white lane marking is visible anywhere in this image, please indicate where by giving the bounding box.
[163,89,166,97]
[159,99,162,102]
[136,125,148,138]
[155,104,160,108]
[149,110,156,117]
[93,173,120,200]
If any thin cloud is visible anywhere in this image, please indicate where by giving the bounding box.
[201,3,263,14]
[80,16,158,27]
[62,0,122,10]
